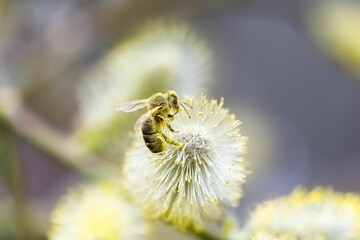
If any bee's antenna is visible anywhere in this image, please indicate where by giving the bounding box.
[180,102,191,119]
[182,101,193,109]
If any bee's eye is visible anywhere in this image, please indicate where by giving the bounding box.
[172,98,178,105]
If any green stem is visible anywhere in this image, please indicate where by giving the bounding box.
[0,119,36,239]
[191,230,221,240]
[161,221,222,240]
[0,94,118,180]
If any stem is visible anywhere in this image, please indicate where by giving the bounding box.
[161,221,222,240]
[192,230,221,240]
[0,119,36,239]
[0,89,118,180]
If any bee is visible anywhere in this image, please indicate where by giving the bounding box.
[115,90,191,153]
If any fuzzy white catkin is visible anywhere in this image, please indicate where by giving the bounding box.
[308,1,360,79]
[242,187,360,240]
[123,94,248,231]
[48,181,149,240]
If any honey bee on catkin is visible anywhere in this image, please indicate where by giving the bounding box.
[115,90,191,153]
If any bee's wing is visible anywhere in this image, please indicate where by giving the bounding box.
[134,106,161,131]
[115,99,148,112]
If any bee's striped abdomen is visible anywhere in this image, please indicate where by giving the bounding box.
[141,118,165,153]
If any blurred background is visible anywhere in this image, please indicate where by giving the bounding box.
[1,0,360,239]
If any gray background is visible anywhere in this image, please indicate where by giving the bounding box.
[1,0,359,238]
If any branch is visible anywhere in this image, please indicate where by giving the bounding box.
[0,88,118,179]
[0,123,37,239]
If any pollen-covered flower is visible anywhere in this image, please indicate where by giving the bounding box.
[48,181,150,240]
[123,94,248,231]
[243,187,360,240]
[251,232,290,240]
[75,20,212,156]
[307,1,360,79]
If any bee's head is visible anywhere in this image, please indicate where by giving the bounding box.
[167,90,180,113]
[166,90,191,118]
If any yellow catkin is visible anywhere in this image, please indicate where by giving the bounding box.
[48,181,149,240]
[308,1,360,79]
[243,187,360,240]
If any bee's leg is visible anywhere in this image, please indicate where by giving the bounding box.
[156,114,165,120]
[156,114,179,133]
[162,133,183,147]
[166,122,179,133]
[157,114,174,121]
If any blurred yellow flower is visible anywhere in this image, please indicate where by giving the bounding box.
[251,232,289,240]
[48,181,150,240]
[75,20,212,156]
[123,94,248,232]
[243,187,360,240]
[308,1,360,79]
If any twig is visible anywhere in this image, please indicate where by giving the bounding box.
[192,230,221,240]
[0,88,118,179]
[0,119,37,239]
